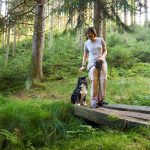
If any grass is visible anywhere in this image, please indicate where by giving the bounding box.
[106,77,150,105]
[0,98,84,149]
[40,127,150,150]
[7,76,150,106]
[0,96,150,150]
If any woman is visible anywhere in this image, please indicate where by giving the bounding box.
[79,27,108,108]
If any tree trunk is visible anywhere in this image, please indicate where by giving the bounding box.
[77,27,84,49]
[2,31,5,52]
[133,0,136,24]
[130,0,134,26]
[139,0,142,25]
[94,0,102,37]
[4,0,10,66]
[2,0,7,53]
[58,0,61,31]
[58,15,61,31]
[5,27,10,66]
[124,8,127,25]
[76,3,85,49]
[13,25,16,56]
[48,1,54,48]
[29,0,47,86]
[144,0,148,27]
[0,0,2,14]
[102,12,106,41]
[77,5,85,28]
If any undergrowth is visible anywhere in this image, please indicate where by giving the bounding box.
[0,97,149,150]
[0,98,83,149]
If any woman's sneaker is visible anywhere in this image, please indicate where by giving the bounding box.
[91,103,99,108]
[102,101,108,105]
[98,101,108,107]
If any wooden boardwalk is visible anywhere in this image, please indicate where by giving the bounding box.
[73,104,150,127]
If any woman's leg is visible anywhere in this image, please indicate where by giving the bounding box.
[90,79,99,106]
[98,61,107,102]
[89,67,99,107]
[98,79,107,101]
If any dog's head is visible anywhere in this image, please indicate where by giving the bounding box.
[77,76,88,89]
[95,59,103,70]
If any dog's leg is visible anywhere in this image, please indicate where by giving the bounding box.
[75,97,80,106]
[77,98,81,106]
[83,96,87,105]
[80,97,83,105]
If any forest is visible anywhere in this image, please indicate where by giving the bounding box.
[0,0,150,149]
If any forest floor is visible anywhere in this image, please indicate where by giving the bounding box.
[0,76,149,150]
[7,76,150,106]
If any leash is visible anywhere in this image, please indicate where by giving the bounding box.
[87,64,102,73]
[87,65,95,73]
[87,60,103,73]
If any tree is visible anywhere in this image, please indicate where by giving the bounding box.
[58,0,133,40]
[130,0,134,26]
[28,0,47,87]
[0,0,2,16]
[4,0,10,66]
[94,0,102,36]
[48,0,54,48]
[0,0,48,87]
[13,25,16,56]
[144,0,148,27]
[124,6,127,25]
[102,12,106,40]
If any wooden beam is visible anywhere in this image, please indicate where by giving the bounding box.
[73,105,150,128]
[104,104,150,114]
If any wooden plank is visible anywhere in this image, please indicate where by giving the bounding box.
[73,106,150,127]
[98,107,150,121]
[104,104,150,114]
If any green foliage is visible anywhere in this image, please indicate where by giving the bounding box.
[53,127,150,150]
[107,32,125,47]
[0,99,82,149]
[106,77,150,105]
[43,32,82,78]
[0,26,150,92]
[130,63,150,78]
[108,45,136,68]
[66,125,96,139]
[0,53,31,91]
[107,115,119,121]
[0,129,24,149]
[134,27,150,42]
[0,39,32,91]
[129,94,150,106]
[132,46,150,63]
[107,27,150,70]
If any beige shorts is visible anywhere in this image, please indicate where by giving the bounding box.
[88,61,108,80]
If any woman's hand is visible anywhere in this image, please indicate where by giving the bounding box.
[98,57,104,61]
[79,66,85,72]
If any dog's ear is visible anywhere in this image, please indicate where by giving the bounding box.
[82,76,86,80]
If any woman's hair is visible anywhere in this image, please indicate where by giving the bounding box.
[85,27,97,38]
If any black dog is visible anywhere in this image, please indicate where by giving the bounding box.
[71,76,88,106]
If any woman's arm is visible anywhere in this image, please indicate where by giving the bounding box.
[82,51,88,67]
[99,38,107,61]
[79,51,88,71]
